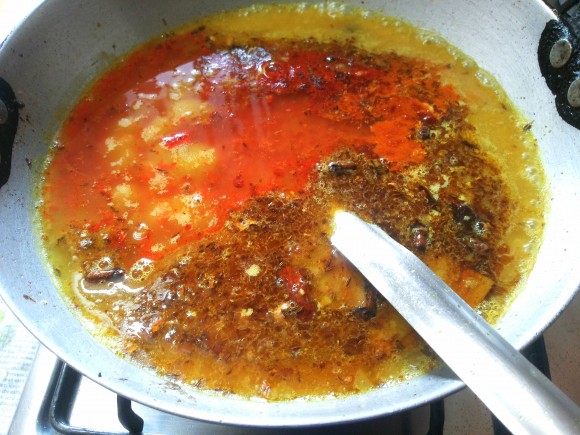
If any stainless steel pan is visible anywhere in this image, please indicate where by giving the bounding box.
[0,0,578,426]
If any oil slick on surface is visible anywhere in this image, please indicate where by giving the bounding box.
[38,3,546,400]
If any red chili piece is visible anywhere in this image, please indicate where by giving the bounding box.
[277,265,316,321]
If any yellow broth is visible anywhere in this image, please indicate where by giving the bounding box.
[38,3,546,399]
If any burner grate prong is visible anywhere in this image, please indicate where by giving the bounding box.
[49,362,145,434]
[117,396,144,434]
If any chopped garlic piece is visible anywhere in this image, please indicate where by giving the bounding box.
[240,308,253,317]
[169,211,192,226]
[110,157,125,167]
[169,98,210,123]
[207,215,218,228]
[124,200,139,209]
[150,202,171,217]
[114,183,131,196]
[245,264,261,277]
[171,145,215,168]
[180,193,203,208]
[141,124,161,142]
[151,243,165,253]
[118,118,132,128]
[105,137,119,152]
[149,171,169,193]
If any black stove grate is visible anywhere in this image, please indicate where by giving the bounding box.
[46,336,551,435]
[49,361,143,435]
[47,361,444,435]
[548,0,580,14]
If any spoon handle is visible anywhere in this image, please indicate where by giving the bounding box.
[331,211,580,435]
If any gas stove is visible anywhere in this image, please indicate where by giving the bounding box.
[2,1,579,434]
[7,293,578,435]
[12,346,433,434]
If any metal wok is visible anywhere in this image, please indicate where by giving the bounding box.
[0,0,578,427]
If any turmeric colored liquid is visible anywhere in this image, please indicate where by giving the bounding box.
[39,4,546,399]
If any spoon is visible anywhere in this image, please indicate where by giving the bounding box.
[331,211,580,435]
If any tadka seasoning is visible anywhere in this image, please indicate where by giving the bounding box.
[38,3,546,399]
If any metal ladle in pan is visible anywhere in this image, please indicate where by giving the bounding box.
[331,211,580,435]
